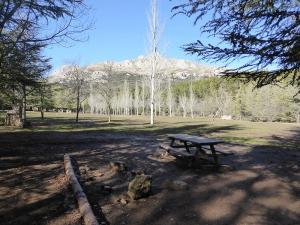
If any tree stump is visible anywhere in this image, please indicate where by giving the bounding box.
[5,111,22,127]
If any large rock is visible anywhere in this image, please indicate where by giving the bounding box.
[128,174,152,200]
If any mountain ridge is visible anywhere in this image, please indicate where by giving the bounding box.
[49,55,221,82]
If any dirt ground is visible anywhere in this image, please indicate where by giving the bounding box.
[0,131,299,225]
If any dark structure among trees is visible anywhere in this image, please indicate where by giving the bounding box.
[172,0,300,90]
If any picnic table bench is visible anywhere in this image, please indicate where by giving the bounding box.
[160,134,228,165]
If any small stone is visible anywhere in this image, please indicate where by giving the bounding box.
[164,180,189,191]
[292,181,300,188]
[172,180,189,191]
[160,151,169,158]
[110,161,127,172]
[128,174,152,200]
[120,198,128,205]
[116,194,130,205]
[80,169,87,174]
[218,165,235,172]
[292,165,299,170]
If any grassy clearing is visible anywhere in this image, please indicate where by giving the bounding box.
[0,111,299,148]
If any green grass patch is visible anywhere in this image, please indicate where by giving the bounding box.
[0,111,299,148]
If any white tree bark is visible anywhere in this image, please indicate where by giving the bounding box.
[148,0,161,125]
[134,80,139,116]
[167,77,173,117]
[123,79,130,116]
[179,93,188,118]
[189,81,195,118]
[142,79,145,115]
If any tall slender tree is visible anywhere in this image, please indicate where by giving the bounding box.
[167,76,174,117]
[134,80,140,116]
[189,80,195,118]
[93,61,119,123]
[147,0,162,125]
[63,65,90,123]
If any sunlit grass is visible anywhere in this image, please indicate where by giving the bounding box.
[0,111,299,147]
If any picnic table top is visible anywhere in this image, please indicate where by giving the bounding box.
[167,134,224,145]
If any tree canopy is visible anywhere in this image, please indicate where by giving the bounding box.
[172,0,300,90]
[0,0,90,122]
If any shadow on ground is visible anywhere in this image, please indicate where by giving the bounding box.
[72,128,300,225]
[0,117,242,146]
[0,120,299,225]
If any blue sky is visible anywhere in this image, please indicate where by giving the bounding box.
[44,0,220,72]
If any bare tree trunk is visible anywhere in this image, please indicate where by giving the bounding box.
[168,77,172,117]
[297,112,300,124]
[22,85,26,123]
[189,81,194,119]
[108,106,111,123]
[157,79,161,116]
[148,0,161,125]
[142,80,145,115]
[150,65,155,124]
[40,93,44,120]
[123,79,130,116]
[76,86,80,123]
[179,94,187,118]
[134,80,139,116]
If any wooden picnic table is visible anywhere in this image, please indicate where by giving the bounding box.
[161,134,226,165]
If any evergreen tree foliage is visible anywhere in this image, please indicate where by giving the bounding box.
[172,0,300,90]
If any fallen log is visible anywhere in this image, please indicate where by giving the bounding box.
[64,154,99,225]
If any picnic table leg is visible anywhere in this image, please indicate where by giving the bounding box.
[170,138,175,147]
[210,144,218,165]
[184,141,191,153]
[196,145,206,155]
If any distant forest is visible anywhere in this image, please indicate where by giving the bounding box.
[3,75,297,123]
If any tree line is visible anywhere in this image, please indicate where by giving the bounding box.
[1,0,299,126]
[32,62,299,124]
